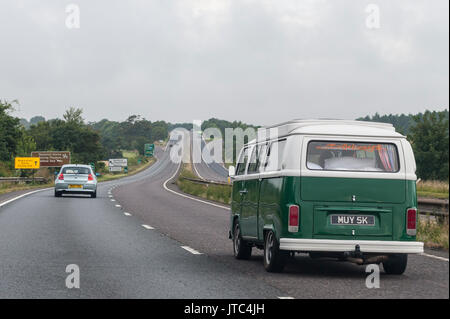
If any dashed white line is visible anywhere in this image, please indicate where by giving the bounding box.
[110,199,116,202]
[278,297,294,299]
[115,204,121,208]
[142,224,155,230]
[124,212,132,216]
[181,246,203,255]
[421,253,449,262]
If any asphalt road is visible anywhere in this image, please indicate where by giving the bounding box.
[1,146,448,299]
[192,132,229,183]
[113,147,449,299]
[0,149,283,298]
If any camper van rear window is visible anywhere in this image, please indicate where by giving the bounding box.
[306,141,400,173]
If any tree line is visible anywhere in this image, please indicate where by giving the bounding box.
[1,99,448,181]
[360,109,449,180]
[0,101,171,175]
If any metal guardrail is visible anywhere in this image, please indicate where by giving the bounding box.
[418,198,448,219]
[181,176,230,186]
[181,177,448,219]
[0,177,49,183]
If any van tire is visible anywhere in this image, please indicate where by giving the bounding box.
[233,221,252,260]
[54,191,61,197]
[382,254,408,275]
[91,191,97,198]
[264,230,288,273]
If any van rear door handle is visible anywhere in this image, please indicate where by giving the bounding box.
[239,189,248,195]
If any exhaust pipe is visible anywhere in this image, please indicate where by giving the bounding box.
[345,255,389,265]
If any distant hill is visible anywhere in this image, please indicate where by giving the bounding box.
[19,116,46,129]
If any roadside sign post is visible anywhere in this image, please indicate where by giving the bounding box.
[15,157,40,169]
[109,158,127,173]
[144,143,154,157]
[31,151,71,167]
[15,157,40,184]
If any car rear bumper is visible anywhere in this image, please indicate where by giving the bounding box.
[55,184,96,193]
[279,238,424,254]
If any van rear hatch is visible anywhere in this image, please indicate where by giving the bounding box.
[302,141,405,239]
[301,177,406,204]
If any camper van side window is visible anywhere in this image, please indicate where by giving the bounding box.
[258,143,268,172]
[264,139,287,172]
[236,147,250,175]
[247,145,261,174]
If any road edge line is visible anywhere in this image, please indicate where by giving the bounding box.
[0,188,51,208]
[421,252,449,262]
[163,161,230,211]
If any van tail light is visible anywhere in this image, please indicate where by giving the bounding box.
[288,205,300,233]
[58,174,64,180]
[406,208,417,236]
[88,174,94,181]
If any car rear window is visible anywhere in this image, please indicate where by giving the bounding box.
[62,167,91,174]
[306,141,400,173]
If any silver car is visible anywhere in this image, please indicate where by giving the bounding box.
[54,164,97,198]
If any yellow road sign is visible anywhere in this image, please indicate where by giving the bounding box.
[15,157,40,169]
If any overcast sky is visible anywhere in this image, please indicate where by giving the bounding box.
[1,0,448,125]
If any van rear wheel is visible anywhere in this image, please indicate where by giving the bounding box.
[382,254,408,275]
[264,231,288,273]
[233,221,252,260]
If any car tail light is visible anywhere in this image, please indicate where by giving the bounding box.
[88,174,94,181]
[288,205,299,233]
[406,208,417,236]
[58,174,64,180]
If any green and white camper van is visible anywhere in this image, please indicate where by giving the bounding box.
[228,120,423,274]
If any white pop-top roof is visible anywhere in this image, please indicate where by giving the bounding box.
[255,119,404,142]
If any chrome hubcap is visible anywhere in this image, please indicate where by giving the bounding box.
[234,225,240,255]
[265,233,274,264]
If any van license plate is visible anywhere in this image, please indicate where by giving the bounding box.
[68,185,83,189]
[331,215,375,226]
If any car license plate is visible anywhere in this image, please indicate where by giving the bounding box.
[68,184,83,189]
[330,215,375,226]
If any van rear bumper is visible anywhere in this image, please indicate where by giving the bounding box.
[279,238,424,254]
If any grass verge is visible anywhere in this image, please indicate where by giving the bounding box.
[0,182,53,195]
[176,163,232,205]
[417,180,449,199]
[417,219,449,251]
[97,157,155,182]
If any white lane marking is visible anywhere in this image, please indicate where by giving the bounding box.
[0,188,51,208]
[421,253,449,262]
[115,204,121,208]
[278,297,294,299]
[181,246,203,255]
[108,195,113,198]
[142,224,154,230]
[110,199,116,202]
[163,161,230,211]
[124,212,132,216]
[192,161,205,180]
